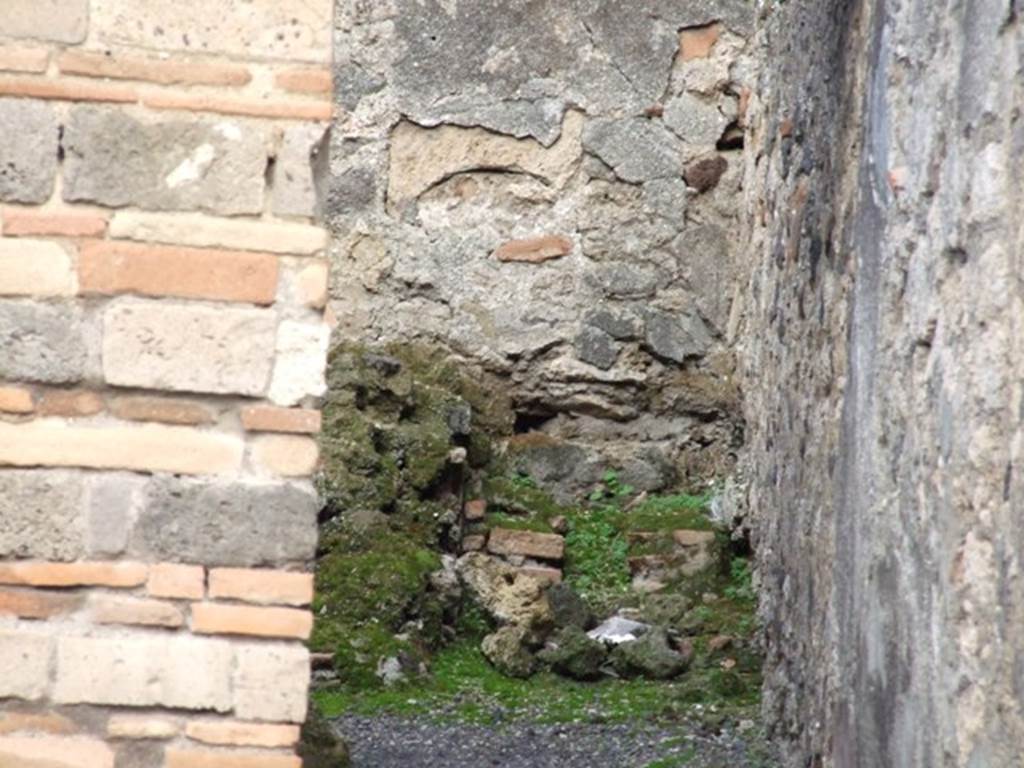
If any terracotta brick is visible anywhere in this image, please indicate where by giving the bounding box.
[240,407,321,435]
[110,396,215,426]
[0,736,114,768]
[0,386,33,414]
[165,749,300,768]
[678,23,721,61]
[464,499,487,521]
[517,566,563,585]
[0,587,82,619]
[109,211,328,255]
[0,561,148,588]
[0,46,50,74]
[487,528,565,562]
[2,208,108,237]
[59,50,252,87]
[494,235,573,263]
[295,260,329,308]
[79,240,279,305]
[0,75,137,103]
[0,238,77,296]
[250,435,320,477]
[191,603,313,640]
[185,720,300,748]
[208,569,313,607]
[0,711,76,736]
[275,68,332,95]
[0,420,244,475]
[107,715,180,740]
[147,563,206,600]
[36,389,105,417]
[142,91,332,121]
[89,594,185,628]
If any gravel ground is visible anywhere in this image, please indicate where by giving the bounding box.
[335,714,776,768]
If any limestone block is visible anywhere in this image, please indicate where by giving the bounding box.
[273,123,328,218]
[0,239,75,296]
[251,435,320,477]
[53,635,233,711]
[132,478,319,567]
[0,470,86,561]
[86,473,146,557]
[234,643,310,722]
[63,107,267,216]
[0,0,88,43]
[0,301,86,384]
[267,320,330,406]
[90,0,332,62]
[0,630,53,701]
[642,310,713,364]
[663,93,731,146]
[102,301,276,396]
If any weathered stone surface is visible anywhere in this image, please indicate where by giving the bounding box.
[584,308,643,341]
[0,100,57,203]
[0,736,114,768]
[103,301,276,396]
[582,119,680,183]
[610,627,690,679]
[488,528,565,562]
[132,478,319,566]
[234,643,310,723]
[546,583,594,631]
[457,553,554,638]
[0,470,86,561]
[574,326,619,370]
[387,111,583,204]
[663,93,730,147]
[0,301,86,384]
[481,624,536,678]
[273,124,329,218]
[538,626,607,680]
[0,630,53,701]
[90,0,332,62]
[87,473,147,557]
[643,310,713,363]
[63,107,267,215]
[53,635,233,710]
[109,211,328,255]
[0,0,88,44]
[268,320,330,406]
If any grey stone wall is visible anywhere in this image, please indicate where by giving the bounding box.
[329,0,755,496]
[741,1,1024,765]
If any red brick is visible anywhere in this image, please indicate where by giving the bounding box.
[240,406,321,434]
[89,595,185,628]
[0,386,33,414]
[0,46,50,74]
[0,75,137,103]
[109,396,215,426]
[0,711,76,736]
[191,603,313,640]
[0,561,148,588]
[487,528,565,561]
[2,208,109,238]
[464,499,487,521]
[185,720,300,748]
[0,588,82,619]
[208,569,313,607]
[0,736,114,768]
[58,50,251,87]
[36,389,105,418]
[517,566,562,585]
[142,91,332,121]
[494,235,573,263]
[678,23,721,61]
[147,564,205,600]
[79,240,279,305]
[165,749,300,768]
[274,68,332,95]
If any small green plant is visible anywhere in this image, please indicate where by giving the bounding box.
[509,472,537,490]
[723,557,756,602]
[588,470,634,502]
[564,503,630,603]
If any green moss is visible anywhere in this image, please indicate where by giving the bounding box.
[623,493,715,533]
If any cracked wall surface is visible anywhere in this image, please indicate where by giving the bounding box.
[742,1,1024,766]
[329,0,756,498]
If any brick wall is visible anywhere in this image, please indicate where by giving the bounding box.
[0,2,333,765]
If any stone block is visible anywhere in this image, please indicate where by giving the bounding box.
[0,470,86,561]
[0,736,113,768]
[0,0,88,43]
[273,123,328,218]
[233,643,310,723]
[208,568,314,606]
[0,630,53,701]
[0,420,245,475]
[0,98,57,203]
[53,635,233,711]
[642,309,713,364]
[0,239,75,297]
[251,435,320,477]
[63,107,267,216]
[109,211,328,255]
[0,301,86,384]
[102,301,276,397]
[663,93,730,147]
[90,0,332,62]
[267,320,330,406]
[488,528,565,562]
[132,478,319,567]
